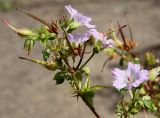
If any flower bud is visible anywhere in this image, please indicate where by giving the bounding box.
[32,59,59,71]
[109,28,123,48]
[93,46,100,53]
[149,67,160,81]
[19,57,58,71]
[2,19,35,38]
[68,21,81,31]
[44,61,59,71]
[145,52,156,66]
[104,48,117,57]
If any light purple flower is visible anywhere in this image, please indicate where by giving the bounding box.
[112,62,149,90]
[89,29,113,47]
[67,32,90,45]
[65,5,95,28]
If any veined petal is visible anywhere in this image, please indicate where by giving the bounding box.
[67,32,90,45]
[89,29,100,39]
[65,5,77,17]
[113,80,127,89]
[112,68,126,77]
[112,62,149,90]
[65,5,95,29]
[131,80,142,88]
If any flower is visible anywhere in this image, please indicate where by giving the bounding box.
[112,62,149,90]
[89,29,113,47]
[65,5,95,28]
[67,32,90,45]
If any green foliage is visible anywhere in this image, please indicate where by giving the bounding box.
[149,67,160,81]
[145,52,156,66]
[42,49,50,61]
[37,26,56,45]
[142,96,157,111]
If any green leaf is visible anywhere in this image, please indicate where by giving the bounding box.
[75,71,83,81]
[42,49,50,61]
[37,26,56,45]
[138,100,144,107]
[130,108,139,114]
[119,57,124,66]
[142,95,157,111]
[142,95,151,101]
[53,72,65,84]
[81,90,95,107]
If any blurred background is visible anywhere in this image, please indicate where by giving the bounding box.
[0,0,160,118]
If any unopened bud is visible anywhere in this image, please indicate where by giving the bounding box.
[109,28,123,48]
[149,67,160,81]
[93,46,100,53]
[19,57,58,71]
[32,59,58,71]
[68,21,81,31]
[2,19,35,37]
[104,48,117,57]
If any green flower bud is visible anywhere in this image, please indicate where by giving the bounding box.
[104,48,116,57]
[68,21,81,31]
[149,67,160,81]
[2,19,36,38]
[32,59,58,71]
[145,52,156,66]
[44,61,59,71]
[109,28,123,48]
[19,57,58,71]
[93,46,100,53]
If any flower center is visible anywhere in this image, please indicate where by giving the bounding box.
[127,77,133,83]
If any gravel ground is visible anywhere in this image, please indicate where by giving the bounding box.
[0,0,160,118]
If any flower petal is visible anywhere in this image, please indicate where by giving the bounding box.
[65,5,77,17]
[113,80,127,89]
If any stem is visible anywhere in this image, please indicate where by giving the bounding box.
[75,42,87,70]
[80,95,100,118]
[72,72,100,118]
[120,95,128,118]
[62,58,74,73]
[143,109,148,118]
[62,29,75,55]
[80,52,95,69]
[61,51,100,117]
[129,90,133,99]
